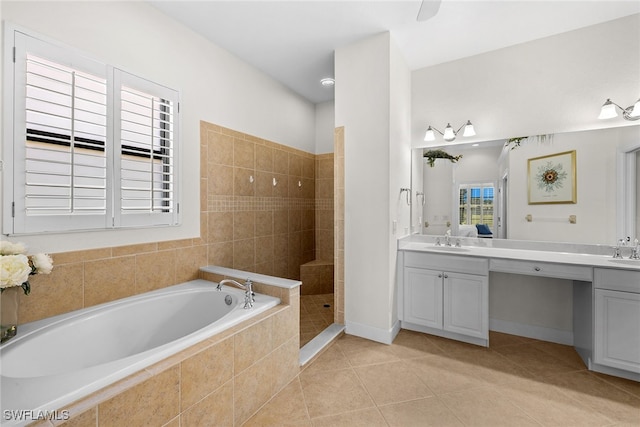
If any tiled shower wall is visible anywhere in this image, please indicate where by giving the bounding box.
[202,121,319,280]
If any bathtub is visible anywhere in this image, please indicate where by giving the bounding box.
[0,279,280,426]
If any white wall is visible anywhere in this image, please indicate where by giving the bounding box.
[335,32,410,343]
[314,101,335,154]
[1,1,315,254]
[507,126,639,244]
[412,14,640,148]
[388,34,412,326]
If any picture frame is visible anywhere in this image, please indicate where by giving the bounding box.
[528,150,576,204]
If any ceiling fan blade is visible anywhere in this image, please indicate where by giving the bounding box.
[417,0,442,21]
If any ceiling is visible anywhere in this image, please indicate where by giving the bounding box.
[149,1,640,104]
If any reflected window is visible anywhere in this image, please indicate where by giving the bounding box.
[459,183,494,228]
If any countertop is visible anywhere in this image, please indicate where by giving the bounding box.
[398,237,640,271]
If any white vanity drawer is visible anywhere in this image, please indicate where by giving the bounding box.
[489,258,592,281]
[594,268,640,293]
[404,251,488,276]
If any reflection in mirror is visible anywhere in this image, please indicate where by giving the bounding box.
[421,141,503,238]
[416,126,640,245]
[636,150,639,236]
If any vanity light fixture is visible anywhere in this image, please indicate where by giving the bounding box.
[320,78,335,87]
[598,98,640,121]
[424,120,476,142]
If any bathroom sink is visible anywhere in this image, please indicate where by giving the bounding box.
[429,246,471,253]
[608,259,640,266]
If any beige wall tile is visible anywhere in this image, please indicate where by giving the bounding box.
[234,138,255,169]
[255,144,274,172]
[289,153,302,177]
[234,356,274,426]
[84,257,136,307]
[207,131,234,166]
[255,235,274,265]
[181,338,234,410]
[274,149,289,175]
[181,380,233,427]
[113,243,158,257]
[208,242,233,268]
[208,211,234,243]
[255,210,274,237]
[234,317,273,373]
[19,263,84,324]
[234,167,255,197]
[272,173,289,197]
[175,245,207,283]
[135,250,177,294]
[233,238,256,270]
[98,366,180,427]
[255,171,273,197]
[269,336,301,394]
[209,164,233,196]
[233,211,256,240]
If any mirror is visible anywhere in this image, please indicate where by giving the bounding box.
[413,126,640,245]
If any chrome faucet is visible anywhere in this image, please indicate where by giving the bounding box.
[444,230,452,247]
[216,278,255,309]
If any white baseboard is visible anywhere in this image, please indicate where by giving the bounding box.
[490,318,573,345]
[345,319,400,345]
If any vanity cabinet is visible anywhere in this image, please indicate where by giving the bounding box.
[400,252,489,345]
[594,268,640,374]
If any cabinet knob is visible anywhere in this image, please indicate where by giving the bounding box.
[438,274,443,278]
[444,274,449,279]
[534,266,541,272]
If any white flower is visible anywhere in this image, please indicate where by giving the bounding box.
[1,254,31,288]
[31,253,53,275]
[0,241,27,256]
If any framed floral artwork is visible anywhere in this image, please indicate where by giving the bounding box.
[528,150,577,204]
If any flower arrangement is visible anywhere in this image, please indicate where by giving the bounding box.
[1,241,53,295]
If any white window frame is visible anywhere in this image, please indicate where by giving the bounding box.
[3,25,181,235]
[457,182,496,228]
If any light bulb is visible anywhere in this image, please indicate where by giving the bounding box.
[424,126,435,142]
[463,120,476,137]
[443,124,455,141]
[598,99,618,119]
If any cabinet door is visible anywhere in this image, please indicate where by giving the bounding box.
[404,267,442,329]
[443,272,488,339]
[594,289,640,373]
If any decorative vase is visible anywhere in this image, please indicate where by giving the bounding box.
[1,286,20,343]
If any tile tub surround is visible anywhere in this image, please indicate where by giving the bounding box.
[29,276,300,427]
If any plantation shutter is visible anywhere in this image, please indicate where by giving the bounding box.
[113,70,179,228]
[5,28,180,235]
[10,31,112,233]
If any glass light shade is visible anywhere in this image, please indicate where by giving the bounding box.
[443,124,456,141]
[630,99,640,117]
[424,127,435,141]
[462,121,476,137]
[598,99,618,119]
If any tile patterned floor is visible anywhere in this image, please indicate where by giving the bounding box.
[244,330,640,426]
[300,294,334,348]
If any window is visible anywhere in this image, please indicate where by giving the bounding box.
[3,28,180,234]
[458,183,494,228]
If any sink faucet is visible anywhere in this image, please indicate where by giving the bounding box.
[631,239,640,260]
[216,278,254,309]
[444,230,452,247]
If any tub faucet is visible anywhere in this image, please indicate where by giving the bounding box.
[444,230,452,247]
[216,278,255,309]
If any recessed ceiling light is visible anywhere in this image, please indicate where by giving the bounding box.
[472,143,479,147]
[320,78,335,87]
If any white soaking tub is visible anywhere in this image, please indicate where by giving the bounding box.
[0,279,280,426]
